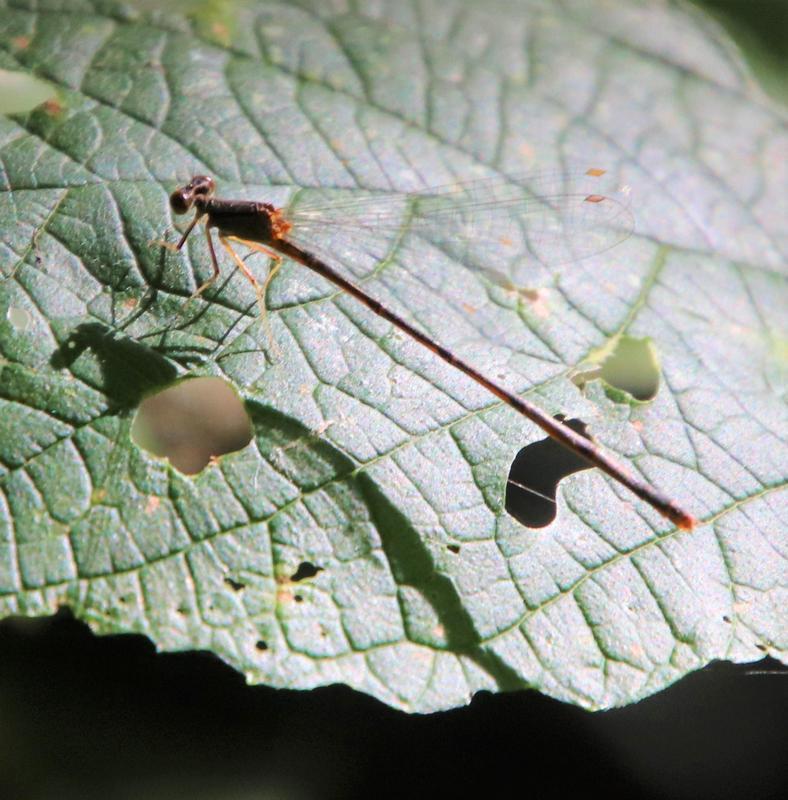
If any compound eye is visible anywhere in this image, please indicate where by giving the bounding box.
[192,175,215,196]
[170,189,191,214]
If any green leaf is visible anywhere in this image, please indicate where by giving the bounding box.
[0,0,785,712]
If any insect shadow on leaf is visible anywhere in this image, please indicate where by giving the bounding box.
[50,322,178,410]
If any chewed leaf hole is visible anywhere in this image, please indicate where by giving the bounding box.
[131,377,252,474]
[601,336,660,401]
[0,68,57,114]
[291,562,324,582]
[6,306,32,331]
[574,336,660,402]
[505,417,594,528]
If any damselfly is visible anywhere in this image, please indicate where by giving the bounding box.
[159,170,695,529]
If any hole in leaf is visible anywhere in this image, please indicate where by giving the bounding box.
[505,416,594,528]
[255,640,268,651]
[131,377,252,474]
[0,69,57,114]
[447,544,461,554]
[7,306,32,331]
[294,594,304,604]
[290,562,324,582]
[574,336,660,402]
[224,577,245,592]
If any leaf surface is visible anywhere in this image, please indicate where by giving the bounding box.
[0,0,785,712]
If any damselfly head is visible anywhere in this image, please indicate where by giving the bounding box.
[170,175,216,214]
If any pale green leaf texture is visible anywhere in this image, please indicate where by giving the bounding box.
[0,0,785,712]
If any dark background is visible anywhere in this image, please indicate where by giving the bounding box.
[1,2,786,798]
[694,0,788,103]
[0,610,786,800]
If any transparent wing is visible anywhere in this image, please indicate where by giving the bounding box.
[280,167,634,290]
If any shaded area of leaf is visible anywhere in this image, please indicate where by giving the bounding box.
[359,475,524,691]
[50,322,177,410]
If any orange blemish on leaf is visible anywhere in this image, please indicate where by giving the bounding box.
[206,21,232,47]
[586,167,606,177]
[519,142,535,161]
[145,495,160,513]
[42,98,63,116]
[584,194,605,204]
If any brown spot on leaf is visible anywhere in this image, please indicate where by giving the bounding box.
[211,21,230,44]
[42,98,63,116]
[520,287,550,319]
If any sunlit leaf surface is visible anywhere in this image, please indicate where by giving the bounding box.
[0,0,785,712]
